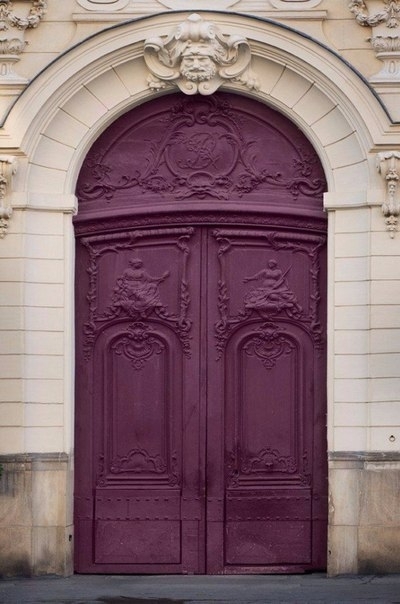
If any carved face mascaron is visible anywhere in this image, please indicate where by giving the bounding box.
[180,44,218,82]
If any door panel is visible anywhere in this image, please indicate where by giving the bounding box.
[75,226,205,573]
[74,93,327,575]
[206,228,326,573]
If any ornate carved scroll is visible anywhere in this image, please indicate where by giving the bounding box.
[110,448,167,474]
[226,446,300,488]
[144,13,259,95]
[78,96,325,204]
[349,0,400,82]
[0,155,17,238]
[82,227,194,358]
[0,1,47,83]
[112,322,165,370]
[243,323,295,369]
[377,150,400,237]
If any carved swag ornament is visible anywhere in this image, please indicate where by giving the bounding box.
[349,0,400,81]
[0,1,47,82]
[144,13,259,95]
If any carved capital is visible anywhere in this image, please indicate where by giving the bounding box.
[377,151,400,237]
[0,1,47,83]
[0,155,17,238]
[349,1,400,82]
[144,13,259,96]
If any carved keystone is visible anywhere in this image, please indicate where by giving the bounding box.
[377,150,400,237]
[0,155,17,238]
[144,13,259,95]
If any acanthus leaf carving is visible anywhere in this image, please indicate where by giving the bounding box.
[0,155,17,238]
[110,447,167,474]
[377,150,400,237]
[112,322,165,370]
[144,13,259,96]
[243,323,295,369]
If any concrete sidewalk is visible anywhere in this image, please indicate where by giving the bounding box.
[1,574,400,604]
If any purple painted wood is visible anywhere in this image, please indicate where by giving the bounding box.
[74,93,327,574]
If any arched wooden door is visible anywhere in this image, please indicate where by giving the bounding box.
[74,93,328,574]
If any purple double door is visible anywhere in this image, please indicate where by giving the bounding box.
[74,93,328,574]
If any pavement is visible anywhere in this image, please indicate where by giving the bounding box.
[1,574,400,604]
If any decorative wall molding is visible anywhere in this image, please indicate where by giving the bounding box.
[376,150,400,237]
[0,155,17,238]
[0,0,47,84]
[144,13,259,95]
[76,0,130,9]
[349,0,400,82]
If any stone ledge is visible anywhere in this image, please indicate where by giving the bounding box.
[329,451,400,462]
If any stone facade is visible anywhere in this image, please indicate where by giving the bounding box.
[0,0,400,576]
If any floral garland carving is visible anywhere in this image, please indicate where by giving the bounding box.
[349,1,400,82]
[0,1,47,82]
[349,0,400,28]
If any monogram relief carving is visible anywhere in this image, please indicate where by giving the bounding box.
[144,13,259,95]
[243,323,295,369]
[81,227,193,359]
[78,97,326,204]
[112,322,165,370]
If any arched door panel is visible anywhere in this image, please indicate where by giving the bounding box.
[74,93,327,574]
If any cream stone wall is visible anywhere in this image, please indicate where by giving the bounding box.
[0,0,400,577]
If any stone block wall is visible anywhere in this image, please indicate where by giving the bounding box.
[0,0,400,576]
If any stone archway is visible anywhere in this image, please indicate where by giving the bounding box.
[0,11,393,576]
